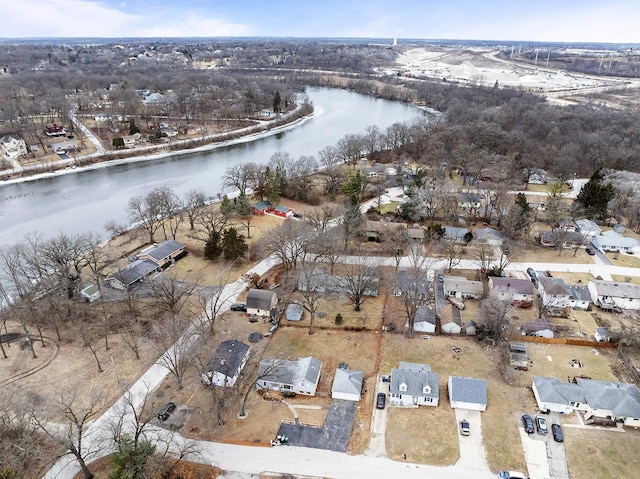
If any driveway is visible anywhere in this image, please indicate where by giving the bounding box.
[518,412,570,479]
[454,409,489,470]
[366,375,390,457]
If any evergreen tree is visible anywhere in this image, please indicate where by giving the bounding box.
[341,170,364,203]
[273,90,281,113]
[128,119,140,135]
[219,194,235,217]
[574,169,615,221]
[204,230,223,260]
[263,166,281,205]
[222,227,248,261]
[109,435,155,479]
[235,192,253,238]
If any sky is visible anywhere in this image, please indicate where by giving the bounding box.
[3,0,639,44]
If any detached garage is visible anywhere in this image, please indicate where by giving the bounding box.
[331,367,364,402]
[448,376,487,411]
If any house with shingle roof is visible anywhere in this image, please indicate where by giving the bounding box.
[448,376,487,411]
[443,275,483,300]
[567,285,591,310]
[257,356,322,396]
[474,228,504,247]
[138,240,185,267]
[538,276,571,309]
[414,307,436,334]
[331,367,364,402]
[488,277,534,303]
[202,339,250,387]
[246,289,278,317]
[107,259,159,290]
[0,134,27,160]
[393,269,430,301]
[389,362,440,407]
[588,280,640,311]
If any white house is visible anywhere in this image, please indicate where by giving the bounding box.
[448,376,487,411]
[522,317,554,338]
[440,304,462,334]
[0,134,27,160]
[566,285,591,310]
[532,376,640,427]
[588,280,640,311]
[474,228,504,247]
[389,362,440,407]
[80,284,100,302]
[592,232,640,254]
[488,277,534,304]
[331,367,364,402]
[575,219,601,239]
[138,240,185,267]
[443,276,483,300]
[257,356,322,396]
[537,276,571,309]
[202,340,250,387]
[246,289,278,317]
[413,307,436,334]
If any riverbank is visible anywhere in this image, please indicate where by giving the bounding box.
[0,103,319,187]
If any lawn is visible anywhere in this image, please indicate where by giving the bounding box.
[515,245,597,264]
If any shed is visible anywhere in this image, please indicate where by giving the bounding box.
[465,320,477,336]
[448,376,487,411]
[273,205,294,218]
[251,201,272,216]
[522,317,554,338]
[81,284,100,302]
[285,303,304,322]
[331,368,364,402]
[594,327,611,343]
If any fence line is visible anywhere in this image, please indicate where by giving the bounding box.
[508,335,617,348]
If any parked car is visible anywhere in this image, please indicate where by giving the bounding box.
[526,267,536,278]
[521,414,535,434]
[376,392,386,409]
[459,419,470,436]
[535,415,548,434]
[157,402,177,421]
[498,471,527,479]
[437,273,445,283]
[586,247,596,255]
[551,423,564,442]
[230,303,247,312]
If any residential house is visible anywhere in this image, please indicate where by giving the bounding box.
[389,362,440,407]
[106,259,159,290]
[594,327,611,343]
[443,276,483,300]
[457,192,483,210]
[566,285,591,310]
[488,277,534,306]
[465,320,477,336]
[532,376,640,427]
[251,201,272,216]
[273,205,294,218]
[364,220,407,242]
[406,225,425,242]
[575,219,602,240]
[122,133,142,148]
[474,228,504,247]
[439,304,462,334]
[448,376,487,411]
[45,123,66,136]
[257,356,322,396]
[413,307,436,334]
[331,367,364,402]
[393,269,430,301]
[202,340,250,387]
[538,276,571,309]
[246,289,278,318]
[138,240,185,267]
[0,134,27,160]
[525,194,547,212]
[443,226,469,244]
[539,230,587,249]
[588,280,640,311]
[50,139,79,153]
[362,163,385,179]
[522,317,554,338]
[591,231,640,254]
[80,284,100,303]
[285,303,304,322]
[526,168,547,185]
[558,218,579,232]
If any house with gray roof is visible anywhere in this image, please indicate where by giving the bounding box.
[389,362,440,407]
[202,340,250,387]
[331,367,364,402]
[414,307,436,334]
[474,228,504,246]
[522,317,554,338]
[443,275,483,300]
[393,269,430,301]
[538,276,571,309]
[257,356,322,396]
[591,231,640,254]
[532,376,640,427]
[448,376,487,411]
[488,277,534,304]
[575,219,601,239]
[246,289,278,317]
[567,285,591,310]
[138,240,185,267]
[588,280,640,311]
[443,226,469,244]
[107,259,159,290]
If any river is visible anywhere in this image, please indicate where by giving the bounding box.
[0,87,426,247]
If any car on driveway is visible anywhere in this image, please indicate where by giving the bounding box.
[586,247,596,255]
[521,414,535,434]
[535,415,548,434]
[157,402,176,421]
[551,423,564,442]
[459,419,470,436]
[498,472,527,479]
[376,392,386,409]
[437,273,444,283]
[230,303,247,312]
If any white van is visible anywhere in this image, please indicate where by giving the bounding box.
[498,472,527,479]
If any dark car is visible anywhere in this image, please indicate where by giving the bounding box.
[526,267,537,279]
[586,247,596,255]
[157,402,176,421]
[551,423,564,442]
[535,415,548,434]
[459,419,470,436]
[521,414,535,434]
[437,273,445,283]
[230,303,247,312]
[376,392,386,409]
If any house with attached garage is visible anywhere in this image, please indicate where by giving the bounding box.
[331,367,364,402]
[443,226,469,244]
[106,259,159,290]
[532,376,640,427]
[138,240,186,267]
[448,376,487,411]
[443,276,483,300]
[588,280,640,311]
[0,134,27,160]
[575,218,602,240]
[591,231,640,254]
[257,356,322,396]
[246,289,278,318]
[474,227,504,247]
[389,362,440,407]
[202,339,250,387]
[488,277,534,305]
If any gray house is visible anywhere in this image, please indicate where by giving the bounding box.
[448,376,487,411]
[331,367,364,402]
[246,289,278,317]
[202,340,250,387]
[443,276,483,300]
[257,356,322,396]
[414,307,436,334]
[138,240,185,267]
[393,269,430,301]
[107,259,159,290]
[389,362,440,407]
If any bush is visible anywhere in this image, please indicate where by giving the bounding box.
[334,313,343,325]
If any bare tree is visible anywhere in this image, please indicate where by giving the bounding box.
[304,204,337,233]
[183,189,207,230]
[195,265,235,335]
[127,192,164,244]
[340,255,380,312]
[147,274,199,317]
[293,260,327,335]
[478,292,511,343]
[399,243,434,335]
[222,162,257,196]
[262,219,313,273]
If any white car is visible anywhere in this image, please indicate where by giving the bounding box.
[498,472,527,479]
